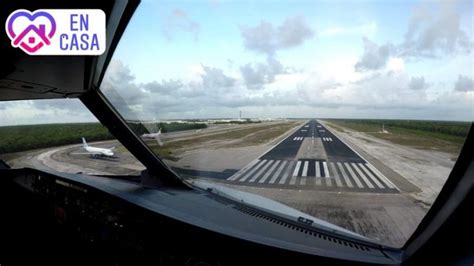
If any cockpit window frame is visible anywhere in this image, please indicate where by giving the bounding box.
[76,0,474,257]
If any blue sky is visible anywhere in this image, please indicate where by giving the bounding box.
[1,0,473,125]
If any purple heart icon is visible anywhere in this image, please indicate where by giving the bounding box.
[6,9,56,54]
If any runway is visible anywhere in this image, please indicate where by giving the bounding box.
[226,120,399,193]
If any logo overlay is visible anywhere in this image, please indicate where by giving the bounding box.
[5,9,106,55]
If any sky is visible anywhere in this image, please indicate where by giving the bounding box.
[1,0,473,125]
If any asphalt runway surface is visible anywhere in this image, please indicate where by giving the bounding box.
[226,120,399,193]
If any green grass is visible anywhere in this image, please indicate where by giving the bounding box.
[0,123,113,154]
[223,122,300,147]
[150,121,299,160]
[326,119,471,155]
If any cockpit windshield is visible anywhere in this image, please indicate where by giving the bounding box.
[95,0,473,247]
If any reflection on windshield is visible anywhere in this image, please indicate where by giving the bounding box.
[0,99,145,176]
[98,0,474,247]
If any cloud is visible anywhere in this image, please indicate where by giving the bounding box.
[408,76,428,90]
[18,59,462,123]
[143,79,184,94]
[354,37,393,72]
[162,9,200,41]
[354,1,472,72]
[240,57,285,90]
[0,99,97,126]
[401,1,472,58]
[277,16,315,48]
[32,99,90,113]
[240,16,314,55]
[200,64,236,90]
[454,75,474,92]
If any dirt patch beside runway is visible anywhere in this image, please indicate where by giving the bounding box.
[322,120,454,206]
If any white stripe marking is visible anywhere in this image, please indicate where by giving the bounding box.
[329,162,343,187]
[366,163,397,189]
[322,161,330,177]
[315,161,321,178]
[344,162,363,188]
[238,160,266,182]
[290,160,301,185]
[279,161,295,184]
[337,162,353,188]
[351,163,374,189]
[248,160,273,182]
[228,159,260,181]
[293,161,302,177]
[359,163,384,189]
[293,137,297,140]
[302,161,309,177]
[258,160,280,183]
[269,160,287,184]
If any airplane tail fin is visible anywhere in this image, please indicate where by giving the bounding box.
[82,137,88,148]
[155,128,163,146]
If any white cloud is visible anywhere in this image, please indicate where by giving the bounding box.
[454,75,474,92]
[354,37,393,72]
[0,99,96,126]
[401,0,472,58]
[240,15,315,55]
[409,76,428,91]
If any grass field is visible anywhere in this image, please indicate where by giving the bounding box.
[150,121,300,161]
[325,119,471,155]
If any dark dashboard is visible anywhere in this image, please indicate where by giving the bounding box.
[0,165,400,265]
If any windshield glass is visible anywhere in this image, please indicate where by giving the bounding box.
[100,0,473,247]
[0,99,145,175]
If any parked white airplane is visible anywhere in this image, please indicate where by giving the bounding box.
[82,137,115,157]
[141,128,163,146]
